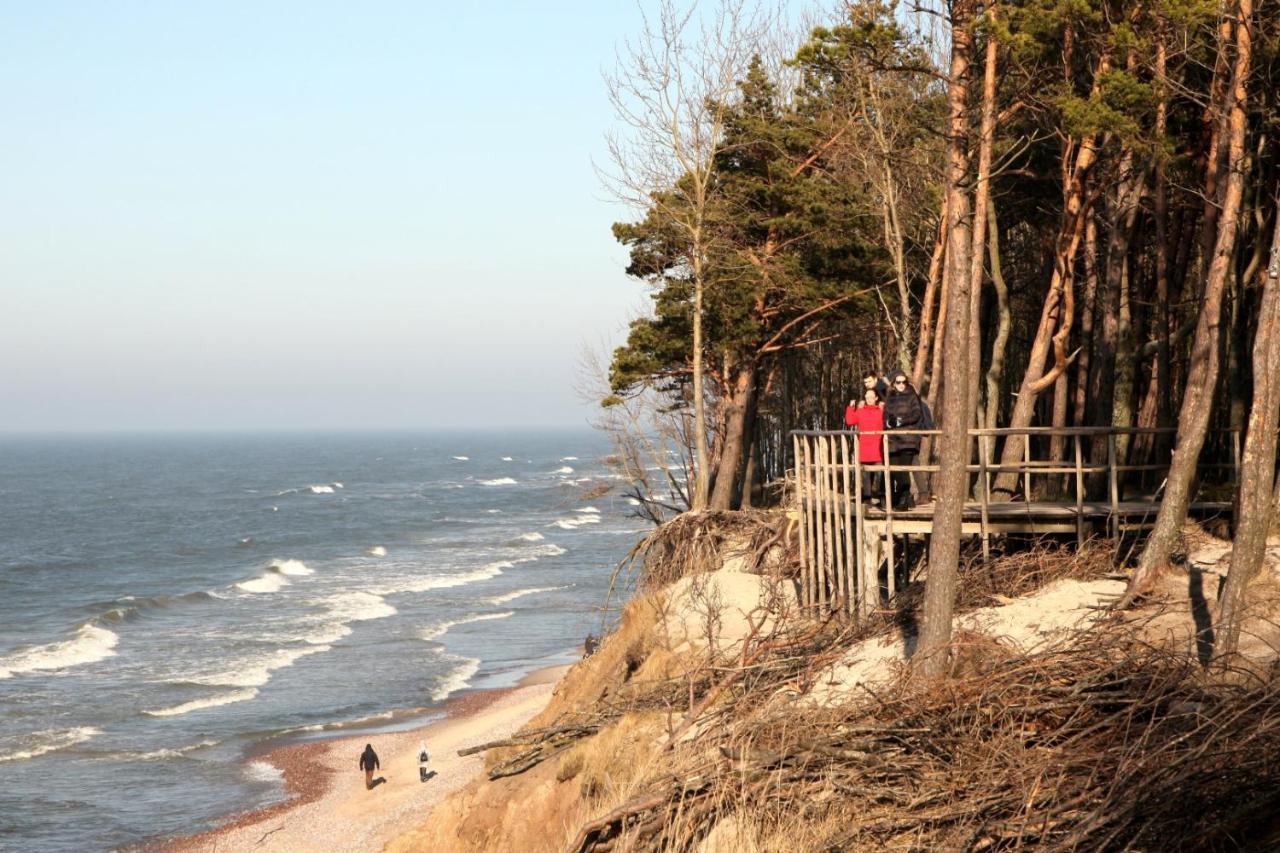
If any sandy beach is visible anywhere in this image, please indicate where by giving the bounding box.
[161,664,570,853]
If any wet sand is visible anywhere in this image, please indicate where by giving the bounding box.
[159,664,570,852]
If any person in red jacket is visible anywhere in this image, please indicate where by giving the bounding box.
[845,388,887,504]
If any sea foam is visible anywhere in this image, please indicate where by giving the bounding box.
[0,624,119,679]
[514,532,545,542]
[366,545,388,557]
[0,727,102,763]
[144,689,259,718]
[269,559,313,576]
[419,611,515,642]
[553,466,574,475]
[188,645,327,689]
[371,561,513,596]
[479,477,518,486]
[487,586,567,605]
[431,657,481,702]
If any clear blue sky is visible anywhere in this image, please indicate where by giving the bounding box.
[1,1,656,430]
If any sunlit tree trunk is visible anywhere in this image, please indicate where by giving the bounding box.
[1126,0,1254,602]
[918,0,975,679]
[1216,196,1280,661]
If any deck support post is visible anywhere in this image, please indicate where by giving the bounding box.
[1107,433,1120,539]
[978,431,991,561]
[1073,434,1085,546]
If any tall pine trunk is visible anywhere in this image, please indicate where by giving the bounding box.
[1216,188,1280,661]
[1125,1,1254,601]
[917,0,975,679]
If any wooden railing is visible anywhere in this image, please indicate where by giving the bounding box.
[791,426,1238,619]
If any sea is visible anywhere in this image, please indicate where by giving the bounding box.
[0,430,647,851]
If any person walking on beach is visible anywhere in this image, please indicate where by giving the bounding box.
[846,387,887,504]
[883,370,924,510]
[359,743,383,790]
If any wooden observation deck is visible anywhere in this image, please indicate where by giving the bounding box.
[792,426,1237,619]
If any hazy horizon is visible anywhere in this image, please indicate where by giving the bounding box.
[2,2,649,432]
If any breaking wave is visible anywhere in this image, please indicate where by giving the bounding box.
[431,657,481,702]
[184,645,329,689]
[0,727,102,763]
[487,586,567,605]
[553,466,574,475]
[479,477,518,486]
[366,545,388,557]
[513,532,545,542]
[144,689,259,718]
[0,624,119,679]
[419,611,515,642]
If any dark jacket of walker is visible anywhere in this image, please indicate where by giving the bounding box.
[359,745,380,772]
[884,385,924,453]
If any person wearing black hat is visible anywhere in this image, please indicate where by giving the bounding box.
[883,370,924,510]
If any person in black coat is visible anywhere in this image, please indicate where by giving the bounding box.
[360,743,383,789]
[883,370,924,509]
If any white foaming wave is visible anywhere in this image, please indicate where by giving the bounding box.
[561,456,579,461]
[515,532,545,542]
[432,657,481,701]
[501,456,514,461]
[245,760,284,785]
[452,455,469,461]
[372,561,512,595]
[119,739,220,760]
[188,646,327,689]
[487,586,567,605]
[550,515,602,530]
[307,485,335,494]
[552,466,574,475]
[366,545,388,557]
[145,689,259,717]
[285,589,396,646]
[0,624,119,679]
[0,727,102,763]
[537,543,568,556]
[575,507,601,514]
[332,482,344,489]
[419,611,515,642]
[235,573,289,594]
[479,477,518,486]
[269,558,313,576]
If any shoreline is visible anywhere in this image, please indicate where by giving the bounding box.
[154,661,572,852]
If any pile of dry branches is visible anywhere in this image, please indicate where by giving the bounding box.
[632,509,793,589]
[569,625,1280,851]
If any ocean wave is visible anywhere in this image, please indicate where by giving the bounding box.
[487,586,567,605]
[235,572,289,594]
[0,624,119,679]
[552,466,574,475]
[451,455,469,461]
[298,591,397,644]
[550,515,602,530]
[144,688,259,717]
[513,532,545,542]
[307,485,335,494]
[501,456,514,461]
[370,560,515,596]
[561,456,579,461]
[479,477,518,486]
[575,507,601,514]
[366,545,388,557]
[94,739,220,761]
[245,760,284,785]
[187,645,328,689]
[419,611,515,642]
[0,727,101,763]
[93,590,217,624]
[432,657,481,702]
[269,558,313,576]
[531,543,568,557]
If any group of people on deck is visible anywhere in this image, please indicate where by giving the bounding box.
[844,369,926,512]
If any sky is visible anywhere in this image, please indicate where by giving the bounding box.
[1,1,663,431]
